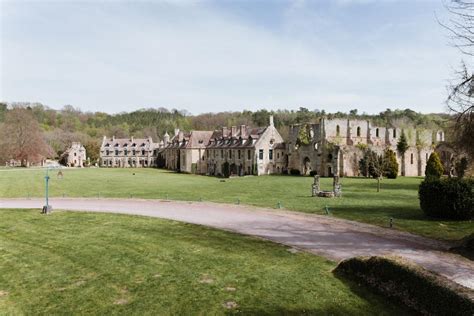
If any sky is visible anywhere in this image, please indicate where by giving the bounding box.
[0,0,462,114]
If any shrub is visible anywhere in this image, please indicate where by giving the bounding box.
[418,177,473,220]
[384,149,398,179]
[455,157,469,178]
[309,170,317,177]
[334,256,474,316]
[425,152,444,179]
[289,168,301,176]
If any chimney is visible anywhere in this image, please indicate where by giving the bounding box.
[231,126,237,138]
[222,126,228,138]
[131,136,134,142]
[240,125,247,139]
[112,135,115,141]
[269,115,274,127]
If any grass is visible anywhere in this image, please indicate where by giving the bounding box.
[0,168,472,241]
[0,209,405,315]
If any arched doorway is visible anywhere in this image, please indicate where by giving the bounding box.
[303,157,311,175]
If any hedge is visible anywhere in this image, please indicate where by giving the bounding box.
[418,177,473,220]
[289,169,301,175]
[334,256,474,315]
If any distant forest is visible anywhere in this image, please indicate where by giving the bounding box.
[0,102,451,162]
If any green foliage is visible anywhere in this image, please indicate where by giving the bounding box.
[359,150,383,178]
[289,169,301,175]
[356,143,368,151]
[419,178,473,220]
[334,256,474,316]
[425,152,444,179]
[84,140,100,164]
[296,124,311,146]
[396,131,409,155]
[384,149,399,179]
[455,157,469,178]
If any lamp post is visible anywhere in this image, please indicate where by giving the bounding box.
[42,167,53,214]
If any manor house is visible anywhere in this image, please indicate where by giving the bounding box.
[100,136,162,167]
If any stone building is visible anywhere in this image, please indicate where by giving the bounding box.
[286,118,443,177]
[60,142,86,167]
[162,116,285,176]
[163,129,213,174]
[100,136,160,168]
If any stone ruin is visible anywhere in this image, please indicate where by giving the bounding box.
[312,175,342,198]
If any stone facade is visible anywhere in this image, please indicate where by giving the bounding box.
[60,142,86,167]
[100,136,160,168]
[162,116,285,176]
[286,118,442,177]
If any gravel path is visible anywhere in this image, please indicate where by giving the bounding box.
[1,197,473,289]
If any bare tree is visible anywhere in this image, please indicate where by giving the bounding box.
[440,0,474,158]
[0,108,53,166]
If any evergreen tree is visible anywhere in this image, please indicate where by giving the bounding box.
[425,152,444,179]
[384,149,399,179]
[396,130,409,176]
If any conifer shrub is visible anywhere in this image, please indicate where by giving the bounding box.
[419,177,473,220]
[384,149,398,179]
[425,152,444,179]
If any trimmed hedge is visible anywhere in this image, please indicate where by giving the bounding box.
[418,177,473,220]
[334,256,474,315]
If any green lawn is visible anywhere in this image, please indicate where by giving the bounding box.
[0,168,472,241]
[0,209,405,315]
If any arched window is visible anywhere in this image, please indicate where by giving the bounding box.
[376,128,379,137]
[357,126,361,137]
[393,129,397,138]
[336,125,340,136]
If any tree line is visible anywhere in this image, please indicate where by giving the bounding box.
[0,102,454,166]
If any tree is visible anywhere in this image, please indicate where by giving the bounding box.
[384,149,399,179]
[425,152,444,179]
[84,140,101,165]
[396,131,409,176]
[440,1,474,159]
[0,108,52,166]
[455,157,469,178]
[359,149,385,192]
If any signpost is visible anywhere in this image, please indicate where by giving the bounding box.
[42,166,62,214]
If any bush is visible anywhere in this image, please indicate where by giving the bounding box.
[456,157,469,178]
[384,149,398,179]
[425,152,444,179]
[309,170,317,177]
[289,168,301,176]
[334,256,474,316]
[419,177,473,220]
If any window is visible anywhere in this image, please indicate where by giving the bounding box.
[376,128,379,137]
[247,150,251,160]
[426,153,428,161]
[124,150,128,155]
[74,152,77,156]
[115,150,119,155]
[357,126,361,137]
[269,149,273,160]
[238,150,241,159]
[336,125,340,136]
[142,150,145,156]
[132,150,136,155]
[411,153,414,164]
[106,150,109,155]
[277,152,280,159]
[259,149,264,160]
[393,129,397,138]
[221,150,224,158]
[229,150,232,159]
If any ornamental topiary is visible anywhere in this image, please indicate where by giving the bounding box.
[425,152,444,179]
[418,177,473,220]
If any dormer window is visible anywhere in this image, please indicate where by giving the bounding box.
[115,143,119,147]
[105,143,110,147]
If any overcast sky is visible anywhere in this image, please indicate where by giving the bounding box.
[0,0,462,114]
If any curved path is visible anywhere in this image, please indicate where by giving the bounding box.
[1,198,473,289]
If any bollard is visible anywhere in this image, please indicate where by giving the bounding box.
[277,201,282,209]
[236,198,240,205]
[390,217,393,228]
